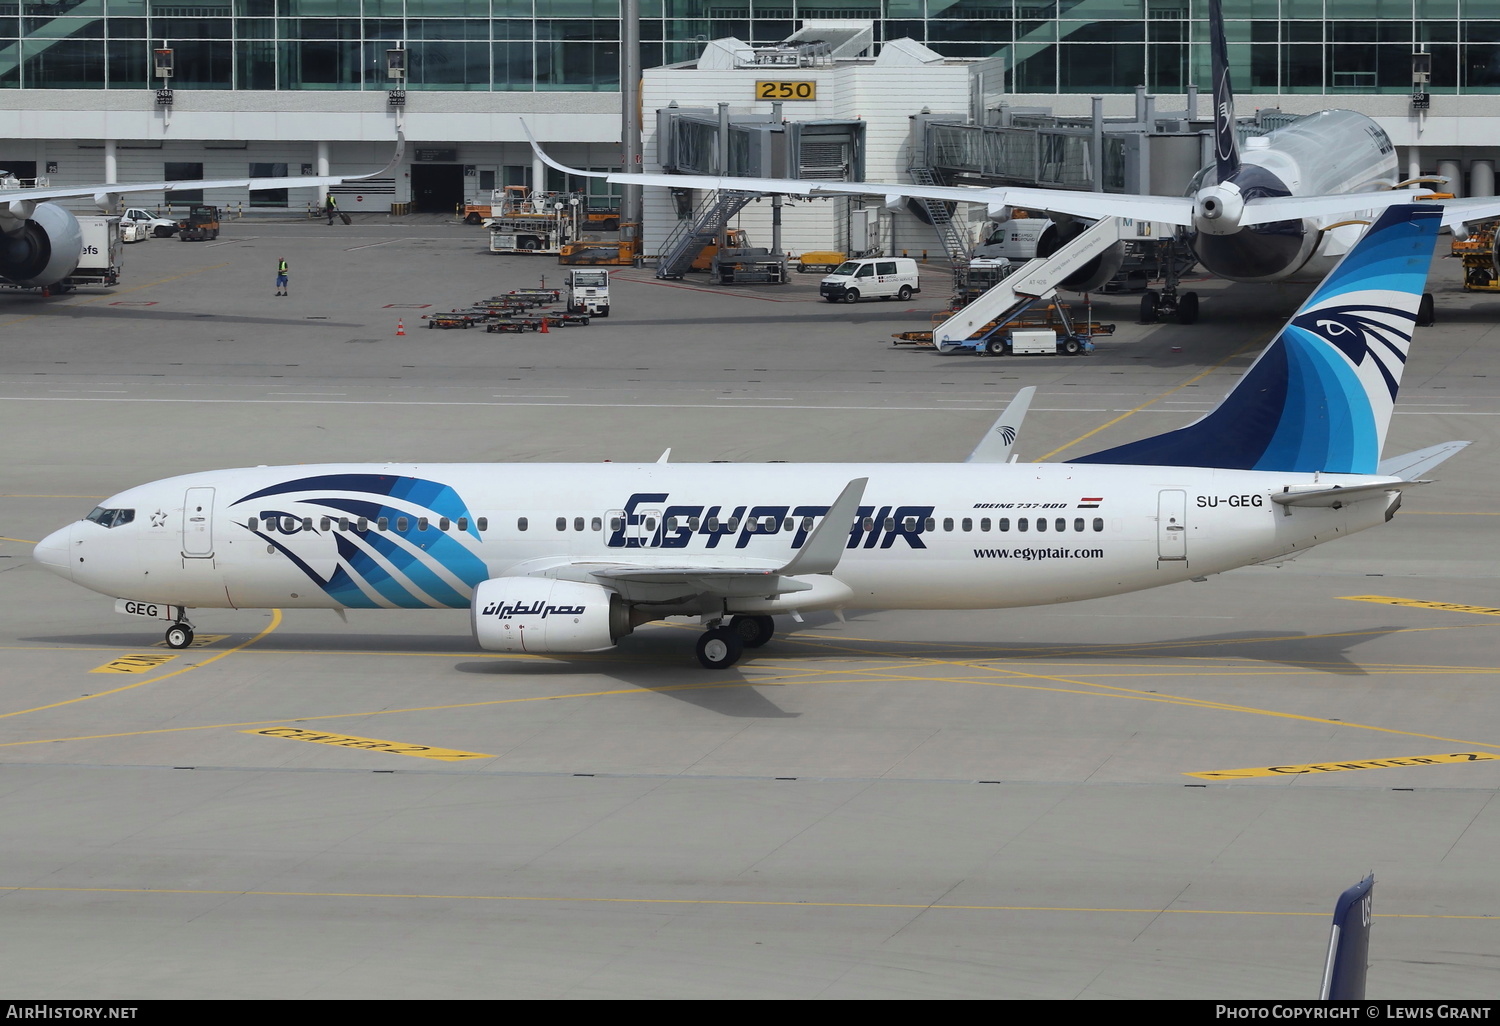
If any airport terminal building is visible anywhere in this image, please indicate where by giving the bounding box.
[3,1,1499,233]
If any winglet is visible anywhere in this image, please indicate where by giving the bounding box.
[521,119,610,180]
[779,477,868,577]
[1320,874,1374,1000]
[966,387,1036,463]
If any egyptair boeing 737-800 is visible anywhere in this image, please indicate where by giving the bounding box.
[32,204,1466,670]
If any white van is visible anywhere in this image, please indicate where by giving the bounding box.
[819,257,921,303]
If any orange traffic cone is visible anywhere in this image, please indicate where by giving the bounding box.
[540,317,549,333]
[396,319,405,336]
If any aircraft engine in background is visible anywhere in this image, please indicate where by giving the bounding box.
[0,202,82,287]
[1035,218,1125,291]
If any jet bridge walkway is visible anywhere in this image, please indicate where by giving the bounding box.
[933,215,1128,355]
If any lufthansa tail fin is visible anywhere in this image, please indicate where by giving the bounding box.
[1210,0,1241,182]
[1320,874,1374,1000]
[1075,205,1441,473]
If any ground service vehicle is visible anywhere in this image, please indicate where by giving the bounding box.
[121,208,177,238]
[820,257,921,303]
[565,269,610,316]
[558,224,641,266]
[176,205,220,241]
[490,214,574,255]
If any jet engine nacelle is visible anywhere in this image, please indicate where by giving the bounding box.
[1193,183,1246,236]
[1035,220,1125,291]
[0,201,83,287]
[470,577,632,654]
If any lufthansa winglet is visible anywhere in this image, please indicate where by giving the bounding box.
[779,477,868,577]
[966,387,1036,464]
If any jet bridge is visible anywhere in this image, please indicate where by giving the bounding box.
[934,216,1130,355]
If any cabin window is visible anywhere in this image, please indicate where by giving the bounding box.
[706,516,719,531]
[517,517,528,531]
[456,517,469,532]
[375,517,387,531]
[903,517,917,531]
[883,518,894,532]
[357,517,369,531]
[339,517,350,531]
[961,518,972,532]
[396,517,409,532]
[862,516,874,531]
[943,517,954,531]
[925,517,935,531]
[803,517,814,533]
[247,517,259,531]
[1055,518,1066,532]
[997,517,1009,532]
[1017,518,1028,532]
[980,518,990,531]
[1036,518,1047,533]
[1074,518,1084,532]
[690,517,702,531]
[439,517,451,531]
[1093,517,1104,532]
[556,517,566,531]
[477,518,488,532]
[644,517,657,532]
[319,517,331,531]
[574,517,584,532]
[592,516,602,531]
[418,517,429,531]
[727,517,740,532]
[298,517,310,531]
[610,517,623,532]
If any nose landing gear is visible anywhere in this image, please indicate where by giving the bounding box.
[164,621,196,649]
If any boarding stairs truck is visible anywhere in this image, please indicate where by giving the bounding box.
[933,216,1131,355]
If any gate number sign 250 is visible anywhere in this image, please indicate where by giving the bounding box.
[756,81,816,100]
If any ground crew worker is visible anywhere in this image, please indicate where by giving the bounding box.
[325,193,338,225]
[275,257,289,296]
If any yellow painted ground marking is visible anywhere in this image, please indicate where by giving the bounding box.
[1187,751,1499,780]
[245,725,492,762]
[90,653,178,674]
[1342,595,1500,617]
[0,884,1492,920]
[0,264,229,328]
[1403,511,1500,516]
[151,633,229,649]
[1034,331,1270,462]
[0,536,37,544]
[0,609,281,721]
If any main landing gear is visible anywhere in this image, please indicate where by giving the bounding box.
[1139,238,1199,324]
[695,614,776,669]
[164,620,195,649]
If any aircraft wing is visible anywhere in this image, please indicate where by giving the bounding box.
[0,133,406,209]
[518,477,868,600]
[524,120,1195,224]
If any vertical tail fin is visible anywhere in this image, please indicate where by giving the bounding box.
[1320,874,1374,1000]
[1076,205,1441,472]
[1210,0,1241,183]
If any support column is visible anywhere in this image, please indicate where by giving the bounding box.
[1407,146,1422,182]
[103,139,117,185]
[316,141,330,205]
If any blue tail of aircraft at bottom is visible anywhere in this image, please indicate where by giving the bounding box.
[1321,874,1374,999]
[1076,205,1442,474]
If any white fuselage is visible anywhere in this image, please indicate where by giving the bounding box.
[1191,109,1399,284]
[39,461,1399,617]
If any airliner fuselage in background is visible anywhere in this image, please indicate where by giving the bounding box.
[34,205,1467,669]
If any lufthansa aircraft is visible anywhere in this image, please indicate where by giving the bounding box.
[1,136,404,290]
[527,0,1500,310]
[33,204,1466,670]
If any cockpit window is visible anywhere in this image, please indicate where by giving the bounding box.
[85,506,135,529]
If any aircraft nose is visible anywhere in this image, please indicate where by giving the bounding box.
[33,523,73,581]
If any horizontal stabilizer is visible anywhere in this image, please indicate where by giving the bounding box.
[1271,480,1412,508]
[967,388,1036,463]
[1376,440,1470,481]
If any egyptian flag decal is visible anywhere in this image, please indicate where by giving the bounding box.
[1078,497,1103,508]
